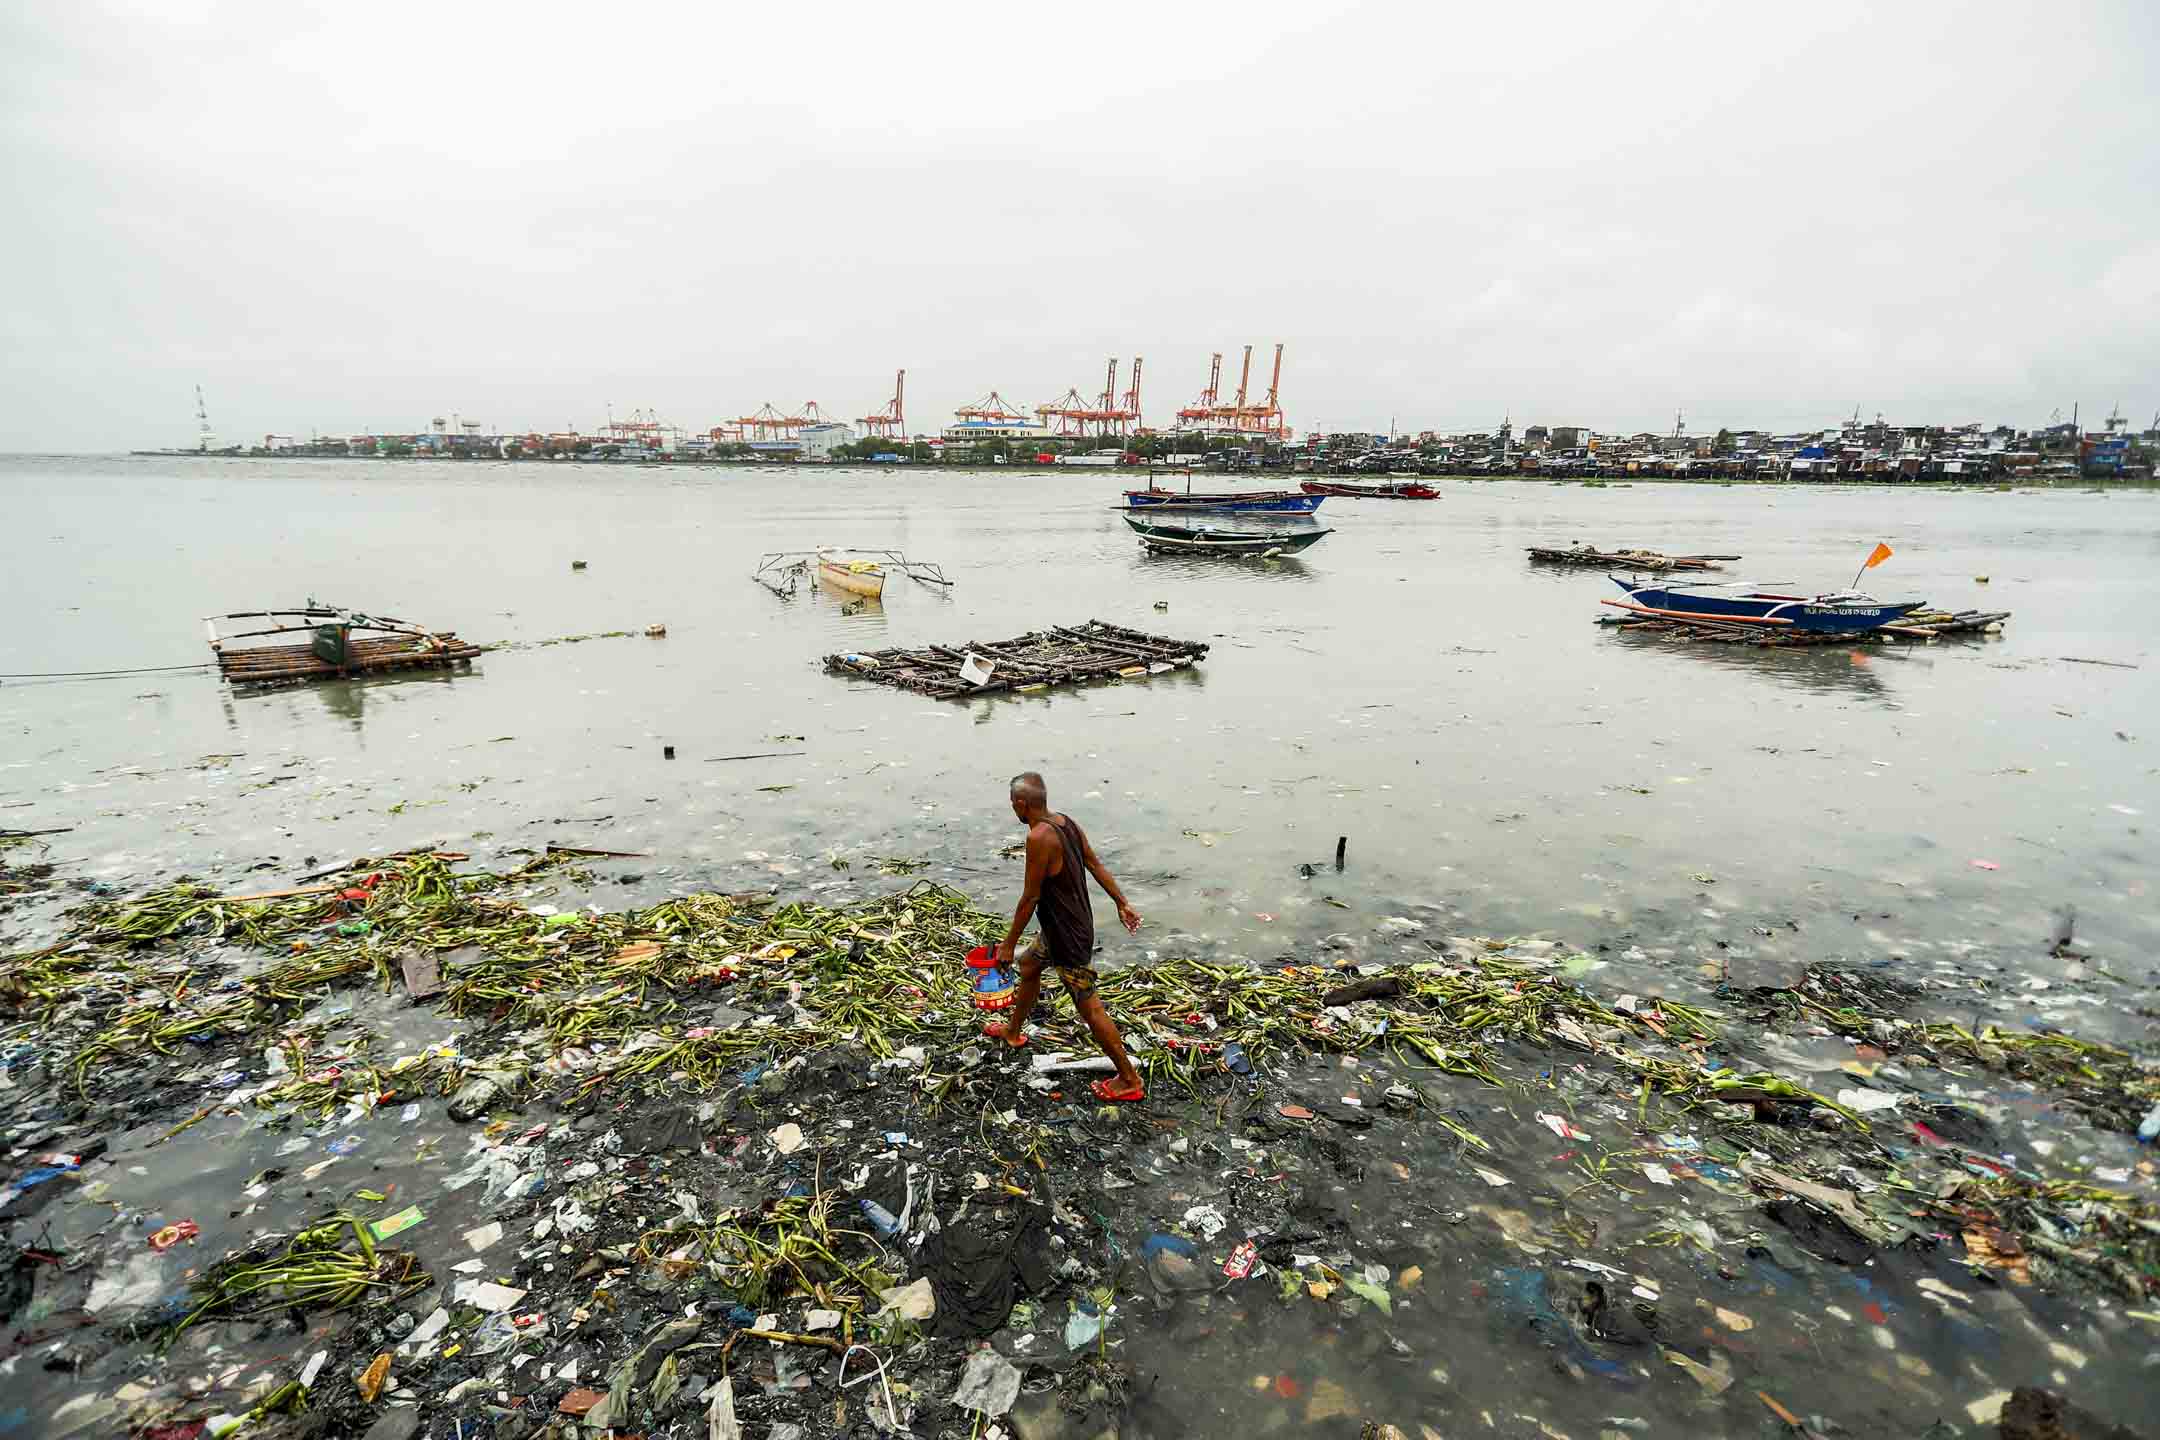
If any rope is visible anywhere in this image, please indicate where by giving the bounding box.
[838,1344,900,1429]
[0,663,212,680]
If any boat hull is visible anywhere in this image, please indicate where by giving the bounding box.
[1123,490,1323,513]
[1300,481,1437,499]
[817,559,886,598]
[1605,579,1923,632]
[1124,516,1330,556]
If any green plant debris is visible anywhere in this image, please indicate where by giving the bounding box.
[7,851,2156,1316]
[169,1213,431,1341]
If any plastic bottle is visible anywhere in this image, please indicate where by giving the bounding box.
[860,1200,903,1237]
[2140,1101,2160,1143]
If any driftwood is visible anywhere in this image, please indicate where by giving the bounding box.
[1528,545,1739,572]
[292,850,468,884]
[1322,975,1402,1007]
[824,620,1208,699]
[1602,610,2011,648]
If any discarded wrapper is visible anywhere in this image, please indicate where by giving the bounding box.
[147,1219,200,1251]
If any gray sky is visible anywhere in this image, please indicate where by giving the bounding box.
[3,0,2154,451]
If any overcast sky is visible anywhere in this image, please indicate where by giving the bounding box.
[3,1,2153,451]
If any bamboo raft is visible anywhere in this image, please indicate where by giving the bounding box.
[206,607,483,689]
[1601,609,2012,647]
[823,620,1207,698]
[1528,544,1739,572]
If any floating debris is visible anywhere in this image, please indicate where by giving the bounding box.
[1528,544,1740,572]
[205,606,481,689]
[5,849,2156,1438]
[170,1213,432,1340]
[825,620,1207,698]
[1601,609,2012,647]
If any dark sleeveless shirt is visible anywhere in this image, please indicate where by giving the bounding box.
[1036,814,1094,966]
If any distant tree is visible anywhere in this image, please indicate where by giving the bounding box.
[1712,428,1736,456]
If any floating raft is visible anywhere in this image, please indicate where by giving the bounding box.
[206,607,483,689]
[1528,545,1739,572]
[824,620,1206,698]
[1601,609,2011,647]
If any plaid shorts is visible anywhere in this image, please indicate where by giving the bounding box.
[1018,937,1098,996]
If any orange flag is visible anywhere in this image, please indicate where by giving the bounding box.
[1864,541,1893,569]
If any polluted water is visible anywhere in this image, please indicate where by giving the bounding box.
[0,456,2156,1438]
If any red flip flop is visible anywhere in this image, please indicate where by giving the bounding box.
[982,1022,1026,1045]
[1090,1077,1145,1104]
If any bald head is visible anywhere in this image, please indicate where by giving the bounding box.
[1009,771,1047,821]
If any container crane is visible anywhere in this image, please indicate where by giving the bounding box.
[1176,343,1289,439]
[859,370,906,439]
[731,403,805,444]
[1177,353,1224,426]
[954,390,1031,424]
[1036,387,1097,437]
[1038,357,1143,439]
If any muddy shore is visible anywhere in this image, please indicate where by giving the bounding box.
[3,846,2155,1440]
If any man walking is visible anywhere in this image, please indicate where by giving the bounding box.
[983,771,1147,1103]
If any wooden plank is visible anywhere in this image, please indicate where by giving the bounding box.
[1049,626,1199,663]
[823,622,1206,700]
[400,950,446,1000]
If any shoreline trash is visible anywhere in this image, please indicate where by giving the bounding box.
[8,847,2157,1438]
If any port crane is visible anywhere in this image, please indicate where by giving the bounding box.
[953,390,1031,425]
[1039,357,1143,438]
[858,370,906,439]
[1175,344,1289,439]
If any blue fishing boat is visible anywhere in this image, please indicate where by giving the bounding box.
[1121,487,1323,514]
[1602,577,1926,632]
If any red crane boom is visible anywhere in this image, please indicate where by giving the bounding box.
[858,369,906,438]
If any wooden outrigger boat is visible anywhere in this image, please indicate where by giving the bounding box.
[1121,488,1324,514]
[205,606,482,689]
[1528,544,1739,572]
[1602,577,1926,632]
[1122,468,1325,513]
[1602,544,1924,633]
[751,550,953,600]
[1300,480,1438,499]
[819,553,887,598]
[1123,515,1331,556]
